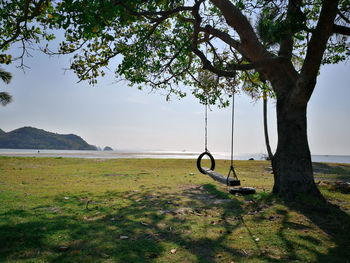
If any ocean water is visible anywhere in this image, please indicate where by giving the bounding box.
[1,149,350,164]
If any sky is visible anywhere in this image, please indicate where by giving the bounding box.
[1,42,350,156]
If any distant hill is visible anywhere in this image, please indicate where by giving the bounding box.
[0,127,97,150]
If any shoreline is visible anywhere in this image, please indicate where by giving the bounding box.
[1,149,350,164]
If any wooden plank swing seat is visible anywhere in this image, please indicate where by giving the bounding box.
[202,167,241,186]
[196,152,256,195]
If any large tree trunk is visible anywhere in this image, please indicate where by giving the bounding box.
[271,89,323,200]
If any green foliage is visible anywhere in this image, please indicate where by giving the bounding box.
[0,0,349,105]
[0,0,55,66]
[256,5,308,46]
[0,127,97,150]
[0,68,12,84]
[0,67,12,106]
[0,92,12,106]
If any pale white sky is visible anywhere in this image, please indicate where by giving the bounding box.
[1,44,349,155]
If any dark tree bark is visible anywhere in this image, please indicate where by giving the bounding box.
[271,83,322,200]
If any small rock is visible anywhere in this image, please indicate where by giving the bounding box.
[64,197,69,200]
[120,236,129,239]
[255,238,260,242]
[170,248,177,254]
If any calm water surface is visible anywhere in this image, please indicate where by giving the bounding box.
[1,149,350,164]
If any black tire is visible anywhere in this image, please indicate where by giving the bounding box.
[197,151,215,174]
[229,187,256,195]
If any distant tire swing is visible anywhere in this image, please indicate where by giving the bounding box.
[197,151,215,174]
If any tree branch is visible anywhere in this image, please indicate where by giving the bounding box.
[199,25,247,57]
[0,0,46,50]
[113,1,193,22]
[209,0,269,62]
[191,1,293,78]
[332,24,350,36]
[299,0,339,102]
[278,0,301,60]
[337,7,350,24]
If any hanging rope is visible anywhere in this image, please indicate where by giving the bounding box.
[227,89,239,185]
[230,90,235,167]
[204,97,208,152]
[197,94,215,174]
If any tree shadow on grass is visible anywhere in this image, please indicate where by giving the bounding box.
[313,162,350,181]
[1,184,350,262]
[0,184,250,262]
[280,198,350,263]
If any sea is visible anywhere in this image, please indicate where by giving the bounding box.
[1,149,350,164]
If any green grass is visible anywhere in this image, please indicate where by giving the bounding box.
[0,157,349,262]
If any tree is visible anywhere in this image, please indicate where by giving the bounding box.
[0,68,12,106]
[241,73,274,162]
[1,0,349,200]
[262,90,274,161]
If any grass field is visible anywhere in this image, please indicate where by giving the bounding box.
[0,157,349,263]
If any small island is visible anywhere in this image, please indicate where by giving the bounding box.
[0,127,97,150]
[103,146,113,151]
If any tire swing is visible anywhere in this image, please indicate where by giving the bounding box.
[197,90,255,195]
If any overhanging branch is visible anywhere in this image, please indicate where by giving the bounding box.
[278,0,301,60]
[199,25,247,57]
[333,24,350,36]
[0,0,46,50]
[337,8,350,24]
[114,1,194,22]
[209,0,268,61]
[191,0,289,78]
[299,0,339,102]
